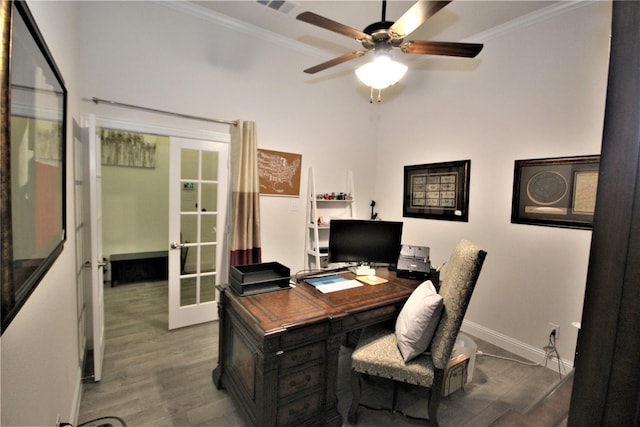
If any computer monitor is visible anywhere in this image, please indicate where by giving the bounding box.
[328,219,403,266]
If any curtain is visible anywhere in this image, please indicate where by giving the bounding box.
[229,120,262,267]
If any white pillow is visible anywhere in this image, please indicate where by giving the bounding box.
[395,280,444,362]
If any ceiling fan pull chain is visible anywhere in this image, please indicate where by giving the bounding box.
[377,88,382,103]
[369,86,374,103]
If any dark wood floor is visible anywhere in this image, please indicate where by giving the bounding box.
[78,280,564,426]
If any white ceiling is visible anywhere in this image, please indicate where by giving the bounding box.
[190,1,557,53]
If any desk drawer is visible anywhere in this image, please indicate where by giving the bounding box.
[280,342,324,370]
[278,364,322,399]
[342,304,400,331]
[281,323,328,348]
[277,392,321,426]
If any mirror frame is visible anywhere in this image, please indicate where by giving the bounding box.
[1,0,67,333]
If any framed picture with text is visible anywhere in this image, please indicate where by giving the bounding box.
[511,155,600,229]
[403,160,471,221]
[257,149,302,197]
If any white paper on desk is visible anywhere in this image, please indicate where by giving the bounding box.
[315,279,363,293]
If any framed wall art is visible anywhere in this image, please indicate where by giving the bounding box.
[100,129,157,169]
[1,0,67,333]
[403,160,471,221]
[257,148,302,197]
[511,155,600,229]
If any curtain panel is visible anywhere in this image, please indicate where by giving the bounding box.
[229,120,262,267]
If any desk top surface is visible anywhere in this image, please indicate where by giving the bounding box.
[221,269,421,333]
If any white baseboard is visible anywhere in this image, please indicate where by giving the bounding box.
[461,320,573,374]
[71,366,83,426]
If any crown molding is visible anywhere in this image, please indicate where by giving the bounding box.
[160,1,590,57]
[468,1,588,42]
[156,0,327,58]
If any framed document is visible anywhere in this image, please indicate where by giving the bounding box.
[403,160,471,221]
[511,155,600,229]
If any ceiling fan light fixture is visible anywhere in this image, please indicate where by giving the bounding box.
[355,54,407,89]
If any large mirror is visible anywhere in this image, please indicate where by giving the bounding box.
[1,0,67,333]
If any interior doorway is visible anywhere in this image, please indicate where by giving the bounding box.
[81,116,230,381]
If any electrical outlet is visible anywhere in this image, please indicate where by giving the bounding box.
[548,322,560,340]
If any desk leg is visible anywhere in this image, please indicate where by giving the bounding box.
[212,366,223,390]
[212,288,227,390]
[325,335,344,427]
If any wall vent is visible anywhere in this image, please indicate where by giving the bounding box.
[257,0,297,15]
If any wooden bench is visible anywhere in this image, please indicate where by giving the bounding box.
[109,251,168,286]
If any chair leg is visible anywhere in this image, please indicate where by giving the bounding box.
[348,370,361,424]
[428,369,445,427]
[392,382,398,412]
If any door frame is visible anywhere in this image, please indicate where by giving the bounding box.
[81,115,230,369]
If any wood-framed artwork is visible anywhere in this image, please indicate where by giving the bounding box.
[100,129,157,169]
[1,0,67,333]
[403,160,471,222]
[257,148,302,197]
[511,155,600,229]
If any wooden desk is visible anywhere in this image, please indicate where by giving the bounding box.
[212,270,420,427]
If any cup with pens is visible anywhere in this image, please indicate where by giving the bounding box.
[430,262,445,288]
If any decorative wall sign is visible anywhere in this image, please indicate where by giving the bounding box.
[257,149,302,197]
[1,0,67,333]
[511,155,600,229]
[403,160,471,221]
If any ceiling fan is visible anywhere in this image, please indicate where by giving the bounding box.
[297,0,483,100]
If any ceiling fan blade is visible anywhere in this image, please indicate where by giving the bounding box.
[297,11,372,42]
[389,1,451,38]
[303,51,368,74]
[401,40,483,57]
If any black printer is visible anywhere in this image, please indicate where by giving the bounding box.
[396,245,431,280]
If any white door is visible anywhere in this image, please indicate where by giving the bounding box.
[168,137,229,330]
[85,114,106,381]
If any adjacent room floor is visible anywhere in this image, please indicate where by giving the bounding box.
[78,280,561,426]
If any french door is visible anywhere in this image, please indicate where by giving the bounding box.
[84,114,105,381]
[168,137,229,329]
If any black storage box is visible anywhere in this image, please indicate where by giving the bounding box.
[230,262,291,296]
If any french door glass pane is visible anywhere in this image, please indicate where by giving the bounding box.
[201,151,218,181]
[200,274,216,303]
[201,214,217,243]
[181,149,198,180]
[180,276,197,306]
[201,182,218,212]
[200,245,216,273]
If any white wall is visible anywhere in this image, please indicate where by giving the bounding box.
[375,2,611,365]
[77,1,381,272]
[1,1,82,426]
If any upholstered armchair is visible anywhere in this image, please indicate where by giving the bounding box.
[348,239,487,426]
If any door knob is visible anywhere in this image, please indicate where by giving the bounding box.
[85,259,108,268]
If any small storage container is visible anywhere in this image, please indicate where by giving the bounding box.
[443,357,468,396]
[452,332,477,381]
[230,262,291,296]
